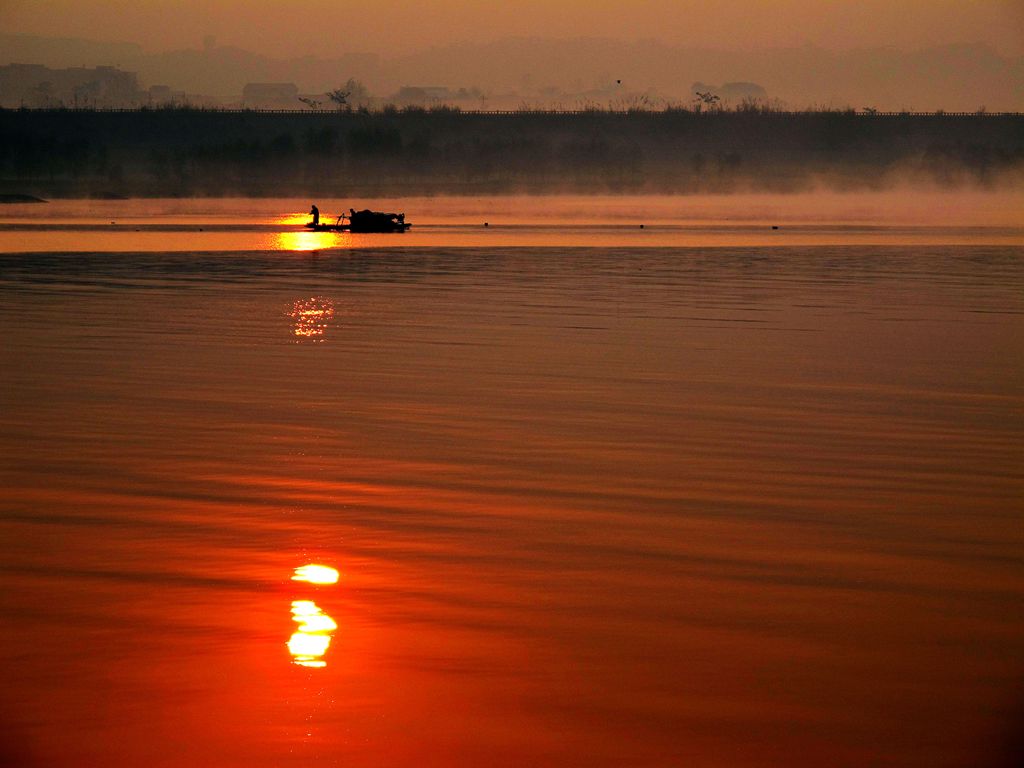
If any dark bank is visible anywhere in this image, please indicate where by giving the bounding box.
[2,108,1022,198]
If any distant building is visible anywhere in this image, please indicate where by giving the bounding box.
[0,63,143,108]
[242,83,300,109]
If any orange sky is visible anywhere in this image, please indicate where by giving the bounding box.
[3,0,1022,57]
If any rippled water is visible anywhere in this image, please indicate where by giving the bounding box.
[0,197,1022,767]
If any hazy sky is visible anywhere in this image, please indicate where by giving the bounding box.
[3,0,1023,57]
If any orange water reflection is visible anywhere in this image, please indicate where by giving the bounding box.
[290,298,335,342]
[2,223,1022,767]
[275,213,314,226]
[274,230,337,251]
[3,224,1023,254]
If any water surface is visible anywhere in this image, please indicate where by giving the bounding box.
[1,196,1022,767]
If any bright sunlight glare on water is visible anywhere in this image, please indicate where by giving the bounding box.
[292,565,340,585]
[288,599,337,668]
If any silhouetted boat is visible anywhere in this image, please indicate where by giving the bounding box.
[307,209,411,233]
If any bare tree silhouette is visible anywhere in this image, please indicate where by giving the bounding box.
[693,91,721,113]
[328,88,352,111]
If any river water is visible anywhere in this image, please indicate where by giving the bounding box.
[1,194,1022,767]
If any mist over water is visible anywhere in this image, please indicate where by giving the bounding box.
[0,196,1022,767]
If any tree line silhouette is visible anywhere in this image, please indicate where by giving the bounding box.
[1,107,1021,196]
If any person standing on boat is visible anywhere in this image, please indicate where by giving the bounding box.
[310,204,320,227]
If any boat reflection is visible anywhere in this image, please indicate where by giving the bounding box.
[289,297,335,342]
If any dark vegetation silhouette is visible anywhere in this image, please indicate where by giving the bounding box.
[327,88,351,111]
[0,106,1021,197]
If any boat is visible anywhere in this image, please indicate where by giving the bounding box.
[306,209,411,233]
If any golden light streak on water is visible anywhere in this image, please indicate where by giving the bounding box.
[289,298,335,342]
[275,213,315,225]
[288,599,337,668]
[292,564,340,584]
[273,230,335,251]
[291,600,320,615]
[295,613,338,633]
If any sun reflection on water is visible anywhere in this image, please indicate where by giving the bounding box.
[289,298,335,342]
[275,213,314,226]
[288,599,337,668]
[292,564,340,585]
[288,565,340,668]
[274,230,335,251]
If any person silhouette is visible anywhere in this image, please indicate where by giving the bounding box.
[310,204,319,226]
